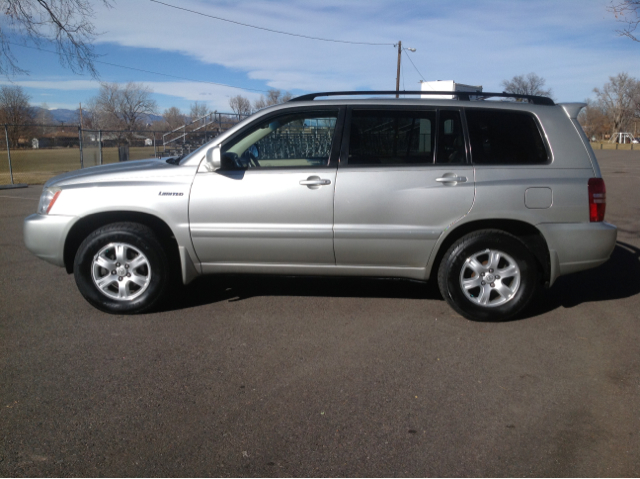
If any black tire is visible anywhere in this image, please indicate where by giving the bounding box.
[74,222,170,314]
[437,230,538,321]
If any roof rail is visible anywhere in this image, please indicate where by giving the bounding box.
[289,90,555,106]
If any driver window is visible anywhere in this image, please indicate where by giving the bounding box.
[221,110,339,168]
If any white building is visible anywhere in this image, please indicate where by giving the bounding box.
[420,80,482,100]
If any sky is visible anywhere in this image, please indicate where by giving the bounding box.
[2,0,640,114]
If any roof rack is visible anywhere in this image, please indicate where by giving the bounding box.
[289,90,555,106]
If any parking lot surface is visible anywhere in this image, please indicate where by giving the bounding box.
[1,150,639,477]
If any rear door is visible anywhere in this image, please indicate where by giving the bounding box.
[333,107,475,271]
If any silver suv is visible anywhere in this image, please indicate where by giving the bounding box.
[24,91,617,321]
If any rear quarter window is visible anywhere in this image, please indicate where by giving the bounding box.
[466,109,549,165]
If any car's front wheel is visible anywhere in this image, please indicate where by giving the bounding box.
[74,222,169,314]
[437,230,539,321]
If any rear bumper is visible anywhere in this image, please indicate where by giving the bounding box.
[24,214,76,267]
[538,221,617,285]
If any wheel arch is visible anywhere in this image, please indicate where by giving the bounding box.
[429,219,551,285]
[63,211,180,276]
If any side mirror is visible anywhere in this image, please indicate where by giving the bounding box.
[205,145,221,171]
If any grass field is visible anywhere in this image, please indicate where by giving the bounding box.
[0,147,159,185]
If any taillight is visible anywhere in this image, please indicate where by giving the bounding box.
[588,178,606,222]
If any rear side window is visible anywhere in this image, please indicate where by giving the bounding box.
[466,109,548,165]
[347,110,436,165]
[436,110,466,164]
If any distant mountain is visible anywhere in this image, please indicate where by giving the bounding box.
[50,108,78,123]
[31,106,78,124]
[31,106,164,127]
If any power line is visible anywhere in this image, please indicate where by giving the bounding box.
[8,41,270,94]
[403,47,426,82]
[149,0,395,47]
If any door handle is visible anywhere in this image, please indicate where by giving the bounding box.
[435,176,467,183]
[300,176,331,188]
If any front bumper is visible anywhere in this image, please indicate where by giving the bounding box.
[24,214,77,267]
[538,221,617,285]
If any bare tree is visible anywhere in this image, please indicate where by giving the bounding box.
[501,73,552,98]
[86,82,157,145]
[90,82,120,130]
[0,84,34,147]
[0,0,112,77]
[578,99,611,141]
[593,72,638,135]
[229,95,252,116]
[608,0,640,41]
[149,118,169,133]
[163,106,185,130]
[119,82,157,131]
[189,101,209,121]
[90,82,157,132]
[82,97,107,130]
[252,89,292,111]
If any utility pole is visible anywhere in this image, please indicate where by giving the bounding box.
[79,102,84,129]
[396,41,402,98]
[395,41,416,98]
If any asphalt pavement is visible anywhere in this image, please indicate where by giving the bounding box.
[1,150,639,477]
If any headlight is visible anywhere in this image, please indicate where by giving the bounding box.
[37,187,61,214]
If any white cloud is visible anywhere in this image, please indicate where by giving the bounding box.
[2,78,264,112]
[80,0,636,101]
[0,79,99,91]
[9,0,640,106]
[145,81,264,111]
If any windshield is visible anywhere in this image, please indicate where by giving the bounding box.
[176,141,212,164]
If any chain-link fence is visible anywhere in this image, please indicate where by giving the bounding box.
[0,122,232,185]
[0,124,83,185]
[80,130,162,167]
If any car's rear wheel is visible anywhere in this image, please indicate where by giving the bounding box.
[74,222,169,314]
[437,230,538,321]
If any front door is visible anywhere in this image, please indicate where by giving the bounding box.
[189,108,343,271]
[333,108,475,273]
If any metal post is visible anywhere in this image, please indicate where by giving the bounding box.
[99,130,103,165]
[396,40,402,98]
[153,132,157,158]
[4,124,14,185]
[78,126,84,168]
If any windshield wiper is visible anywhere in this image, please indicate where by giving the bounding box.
[165,153,184,165]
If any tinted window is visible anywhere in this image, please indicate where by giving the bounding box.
[466,109,548,165]
[436,110,466,164]
[222,110,338,168]
[347,110,436,165]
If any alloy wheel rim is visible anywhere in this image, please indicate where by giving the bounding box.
[459,248,521,307]
[91,242,151,301]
